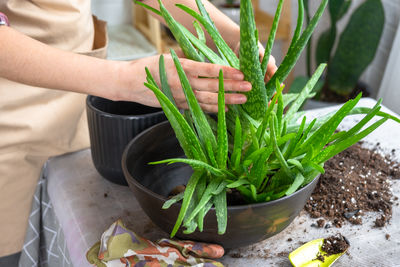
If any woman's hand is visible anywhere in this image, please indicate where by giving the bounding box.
[116,54,252,113]
[233,42,278,83]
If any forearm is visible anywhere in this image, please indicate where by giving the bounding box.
[0,26,123,100]
[142,0,240,51]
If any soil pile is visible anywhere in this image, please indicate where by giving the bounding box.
[321,234,350,256]
[305,143,400,227]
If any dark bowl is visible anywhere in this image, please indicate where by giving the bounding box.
[122,120,319,249]
[86,96,166,185]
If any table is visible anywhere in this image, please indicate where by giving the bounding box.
[19,98,400,266]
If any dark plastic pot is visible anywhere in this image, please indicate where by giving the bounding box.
[122,120,319,249]
[86,96,166,185]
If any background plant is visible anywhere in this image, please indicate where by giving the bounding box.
[291,0,385,98]
[134,0,398,237]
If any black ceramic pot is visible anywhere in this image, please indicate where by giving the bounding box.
[86,96,166,185]
[122,120,319,249]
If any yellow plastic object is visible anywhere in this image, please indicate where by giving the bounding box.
[289,238,346,267]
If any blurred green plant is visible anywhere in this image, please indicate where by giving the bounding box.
[133,0,398,237]
[291,0,385,99]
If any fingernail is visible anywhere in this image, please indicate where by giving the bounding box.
[240,82,252,91]
[239,95,247,103]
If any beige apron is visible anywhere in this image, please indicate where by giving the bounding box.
[0,0,108,257]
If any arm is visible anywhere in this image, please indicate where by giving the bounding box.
[0,25,250,112]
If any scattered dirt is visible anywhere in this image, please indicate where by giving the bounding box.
[104,193,108,198]
[228,246,271,259]
[385,234,390,240]
[305,143,400,228]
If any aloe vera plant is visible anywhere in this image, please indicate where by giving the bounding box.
[134,0,399,237]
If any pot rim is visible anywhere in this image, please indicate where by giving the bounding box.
[122,120,320,210]
[86,95,164,119]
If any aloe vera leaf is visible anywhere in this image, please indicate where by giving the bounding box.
[193,20,205,43]
[277,91,284,133]
[287,159,304,172]
[298,118,317,145]
[216,70,228,169]
[212,190,227,234]
[250,184,258,201]
[157,0,202,61]
[239,0,267,120]
[184,178,223,225]
[178,25,227,65]
[193,0,230,64]
[305,160,325,174]
[197,201,213,232]
[277,133,297,147]
[316,117,389,164]
[284,116,306,158]
[162,192,184,209]
[226,178,250,189]
[231,116,243,171]
[332,99,382,144]
[270,113,293,178]
[150,158,224,177]
[261,0,284,76]
[144,82,206,161]
[285,64,327,122]
[205,139,218,167]
[256,83,283,143]
[133,0,161,15]
[285,172,305,196]
[170,50,217,151]
[252,147,273,189]
[350,108,400,123]
[159,55,177,106]
[287,0,305,53]
[297,93,362,156]
[283,93,300,109]
[170,171,202,237]
[183,220,198,234]
[196,174,207,231]
[265,0,328,99]
[176,4,239,69]
[145,67,158,87]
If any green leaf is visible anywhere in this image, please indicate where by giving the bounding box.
[213,190,227,234]
[261,0,284,76]
[170,171,203,237]
[176,4,239,69]
[239,0,267,120]
[150,158,224,177]
[266,0,329,99]
[162,192,184,209]
[159,55,176,106]
[184,178,223,225]
[296,93,362,157]
[231,116,243,172]
[285,64,327,122]
[170,50,217,153]
[315,117,389,163]
[217,70,228,169]
[287,159,304,172]
[285,172,305,196]
[157,0,202,61]
[133,0,161,16]
[144,82,206,161]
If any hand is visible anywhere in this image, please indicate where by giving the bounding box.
[117,54,252,113]
[233,42,278,83]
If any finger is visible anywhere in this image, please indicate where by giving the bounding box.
[265,56,278,82]
[194,90,247,106]
[180,59,244,80]
[188,77,252,93]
